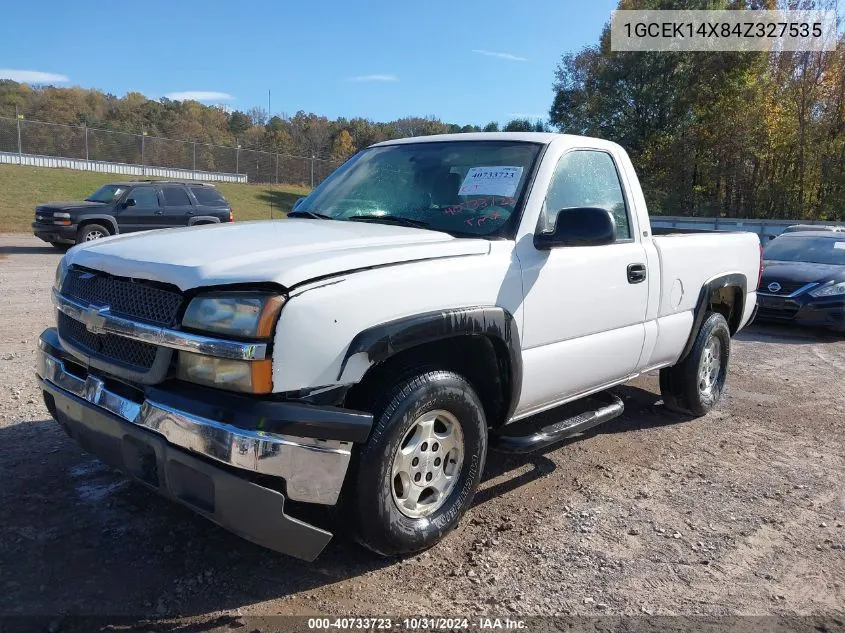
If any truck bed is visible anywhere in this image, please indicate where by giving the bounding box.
[652,231,760,321]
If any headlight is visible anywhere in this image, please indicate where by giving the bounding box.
[809,281,845,298]
[53,212,72,226]
[54,257,68,291]
[182,292,284,338]
[177,352,272,394]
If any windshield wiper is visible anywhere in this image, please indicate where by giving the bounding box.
[287,210,334,220]
[347,214,433,230]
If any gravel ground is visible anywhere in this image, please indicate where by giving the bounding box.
[0,233,843,628]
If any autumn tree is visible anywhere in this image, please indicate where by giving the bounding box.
[549,0,844,220]
[331,129,356,160]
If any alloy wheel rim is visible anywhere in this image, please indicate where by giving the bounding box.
[699,336,722,397]
[85,230,105,241]
[390,409,464,519]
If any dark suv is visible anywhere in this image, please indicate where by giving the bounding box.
[32,181,233,248]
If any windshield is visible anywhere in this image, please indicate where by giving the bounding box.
[296,141,542,237]
[764,236,845,266]
[86,185,128,203]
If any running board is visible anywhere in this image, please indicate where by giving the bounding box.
[493,391,624,453]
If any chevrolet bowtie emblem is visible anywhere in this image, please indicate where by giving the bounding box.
[81,305,110,334]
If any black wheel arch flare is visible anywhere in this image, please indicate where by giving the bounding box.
[338,306,523,421]
[77,214,119,234]
[678,272,747,362]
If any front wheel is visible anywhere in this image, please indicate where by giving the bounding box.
[77,223,110,242]
[660,312,731,416]
[349,370,487,556]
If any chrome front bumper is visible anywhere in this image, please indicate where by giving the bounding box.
[37,338,353,506]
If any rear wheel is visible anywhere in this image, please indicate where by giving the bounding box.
[348,370,487,556]
[77,223,110,242]
[660,312,731,416]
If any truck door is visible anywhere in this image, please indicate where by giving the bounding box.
[117,185,163,232]
[160,185,195,227]
[514,148,649,416]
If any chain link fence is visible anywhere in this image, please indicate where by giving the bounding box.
[0,116,341,186]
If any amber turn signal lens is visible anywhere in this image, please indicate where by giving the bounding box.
[249,358,273,393]
[256,295,284,338]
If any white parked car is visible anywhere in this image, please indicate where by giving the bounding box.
[38,133,761,560]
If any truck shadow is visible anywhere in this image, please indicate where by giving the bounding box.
[0,245,63,255]
[0,417,392,620]
[3,385,689,620]
[736,322,844,344]
[476,383,692,506]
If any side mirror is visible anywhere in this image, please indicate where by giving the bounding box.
[292,197,305,211]
[124,198,137,207]
[534,207,616,249]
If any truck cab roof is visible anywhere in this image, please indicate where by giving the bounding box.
[372,131,613,148]
[104,180,218,188]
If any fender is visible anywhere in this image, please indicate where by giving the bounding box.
[76,214,119,235]
[678,272,747,362]
[188,216,222,226]
[339,306,523,421]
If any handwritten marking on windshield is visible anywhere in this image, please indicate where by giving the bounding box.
[443,196,516,216]
[464,212,503,227]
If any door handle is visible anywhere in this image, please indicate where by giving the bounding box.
[627,263,647,284]
[185,210,194,215]
[154,210,164,215]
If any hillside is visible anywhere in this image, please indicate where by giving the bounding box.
[0,164,309,232]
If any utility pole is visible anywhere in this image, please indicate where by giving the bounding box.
[268,89,271,119]
[192,142,197,179]
[84,125,89,161]
[15,105,22,164]
[141,131,147,176]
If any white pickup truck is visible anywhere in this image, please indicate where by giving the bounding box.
[37,132,761,560]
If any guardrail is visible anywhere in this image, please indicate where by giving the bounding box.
[0,151,247,183]
[650,216,845,242]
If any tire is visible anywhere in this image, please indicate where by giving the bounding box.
[660,312,731,416]
[349,370,487,556]
[77,223,110,243]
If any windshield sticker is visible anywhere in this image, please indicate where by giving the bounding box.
[834,242,845,250]
[458,167,523,197]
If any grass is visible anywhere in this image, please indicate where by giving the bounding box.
[0,164,310,232]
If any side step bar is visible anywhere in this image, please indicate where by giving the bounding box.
[493,391,625,453]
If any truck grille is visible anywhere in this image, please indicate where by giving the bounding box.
[57,267,184,380]
[62,267,183,326]
[58,312,158,371]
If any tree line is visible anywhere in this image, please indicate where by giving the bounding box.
[551,0,844,220]
[0,81,545,166]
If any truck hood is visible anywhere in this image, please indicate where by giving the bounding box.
[38,201,108,212]
[65,220,491,290]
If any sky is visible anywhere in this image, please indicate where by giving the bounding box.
[0,0,618,126]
